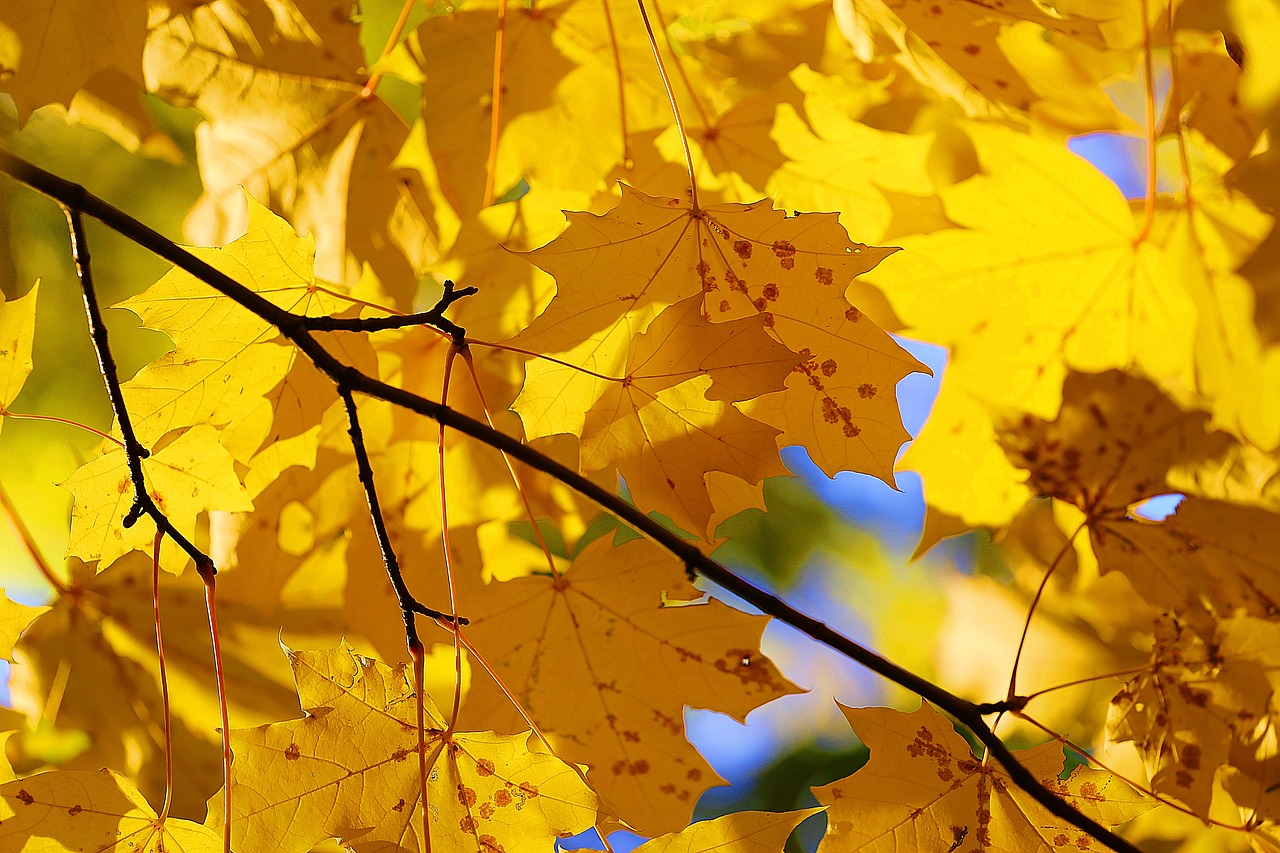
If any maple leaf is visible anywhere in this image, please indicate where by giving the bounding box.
[118,194,376,462]
[998,370,1231,521]
[1107,614,1278,821]
[516,184,924,482]
[997,370,1280,630]
[766,65,937,242]
[835,0,1132,132]
[635,808,823,853]
[1090,497,1280,634]
[219,642,598,853]
[0,0,148,122]
[876,121,1206,543]
[446,537,799,836]
[517,296,797,535]
[8,553,342,817]
[0,281,38,437]
[817,703,1152,852]
[145,0,434,300]
[62,425,253,574]
[0,768,221,852]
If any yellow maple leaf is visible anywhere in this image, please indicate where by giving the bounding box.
[878,121,1203,543]
[517,296,797,534]
[635,808,823,853]
[997,370,1280,630]
[516,184,924,482]
[8,554,336,817]
[218,642,598,853]
[1107,614,1277,821]
[834,0,1132,132]
[62,425,253,574]
[998,370,1231,521]
[817,702,1152,852]
[0,0,148,122]
[120,194,376,463]
[1091,497,1280,632]
[448,537,799,836]
[146,2,434,300]
[0,768,220,852]
[0,281,39,439]
[767,65,937,241]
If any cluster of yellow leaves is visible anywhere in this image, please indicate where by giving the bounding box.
[2,0,1280,851]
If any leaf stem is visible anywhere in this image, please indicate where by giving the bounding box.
[600,0,633,168]
[151,532,174,821]
[1005,521,1086,702]
[200,569,233,853]
[362,0,418,99]
[0,479,69,596]
[0,408,125,448]
[648,0,711,130]
[635,0,699,209]
[410,641,434,853]
[460,347,562,579]
[483,0,510,207]
[437,346,466,734]
[1135,0,1158,244]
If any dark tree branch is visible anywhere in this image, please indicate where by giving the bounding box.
[305,279,477,345]
[339,386,469,650]
[2,150,1143,853]
[62,205,213,580]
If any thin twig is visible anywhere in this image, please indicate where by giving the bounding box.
[338,386,467,652]
[62,205,208,570]
[305,279,477,344]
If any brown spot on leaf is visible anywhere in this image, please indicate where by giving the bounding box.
[479,802,495,819]
[479,835,505,853]
[518,781,539,798]
[392,798,406,813]
[1182,744,1202,770]
[67,804,82,817]
[494,790,512,807]
[845,307,862,323]
[476,758,496,777]
[733,240,752,259]
[285,743,301,761]
[458,785,478,806]
[858,383,877,399]
[460,816,478,833]
[963,44,981,55]
[815,267,833,285]
[16,789,32,805]
[821,359,837,377]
